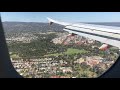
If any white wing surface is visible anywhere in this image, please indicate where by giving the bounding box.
[47,17,120,49]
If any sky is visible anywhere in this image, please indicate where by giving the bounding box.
[1,12,120,22]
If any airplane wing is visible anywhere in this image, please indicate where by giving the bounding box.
[47,17,120,49]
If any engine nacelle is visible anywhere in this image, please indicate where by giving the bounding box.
[99,44,109,51]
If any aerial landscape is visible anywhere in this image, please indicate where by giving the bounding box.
[2,21,119,78]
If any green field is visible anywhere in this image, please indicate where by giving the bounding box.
[44,48,89,56]
[64,48,88,55]
[10,53,20,58]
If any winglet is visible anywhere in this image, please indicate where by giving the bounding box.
[46,17,70,26]
[47,17,53,22]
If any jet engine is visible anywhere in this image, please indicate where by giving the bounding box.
[99,44,109,51]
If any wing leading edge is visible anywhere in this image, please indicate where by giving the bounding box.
[47,17,120,49]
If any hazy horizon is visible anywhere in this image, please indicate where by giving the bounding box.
[3,21,120,23]
[1,12,120,23]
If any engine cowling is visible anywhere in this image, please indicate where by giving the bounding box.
[99,44,109,51]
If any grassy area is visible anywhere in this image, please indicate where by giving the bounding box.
[44,53,63,57]
[44,48,89,57]
[10,54,20,58]
[64,48,88,55]
[9,52,21,59]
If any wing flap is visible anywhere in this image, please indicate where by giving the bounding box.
[64,28,120,49]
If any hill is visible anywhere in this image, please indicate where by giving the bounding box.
[2,22,120,37]
[2,22,65,34]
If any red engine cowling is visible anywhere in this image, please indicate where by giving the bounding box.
[99,44,109,51]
